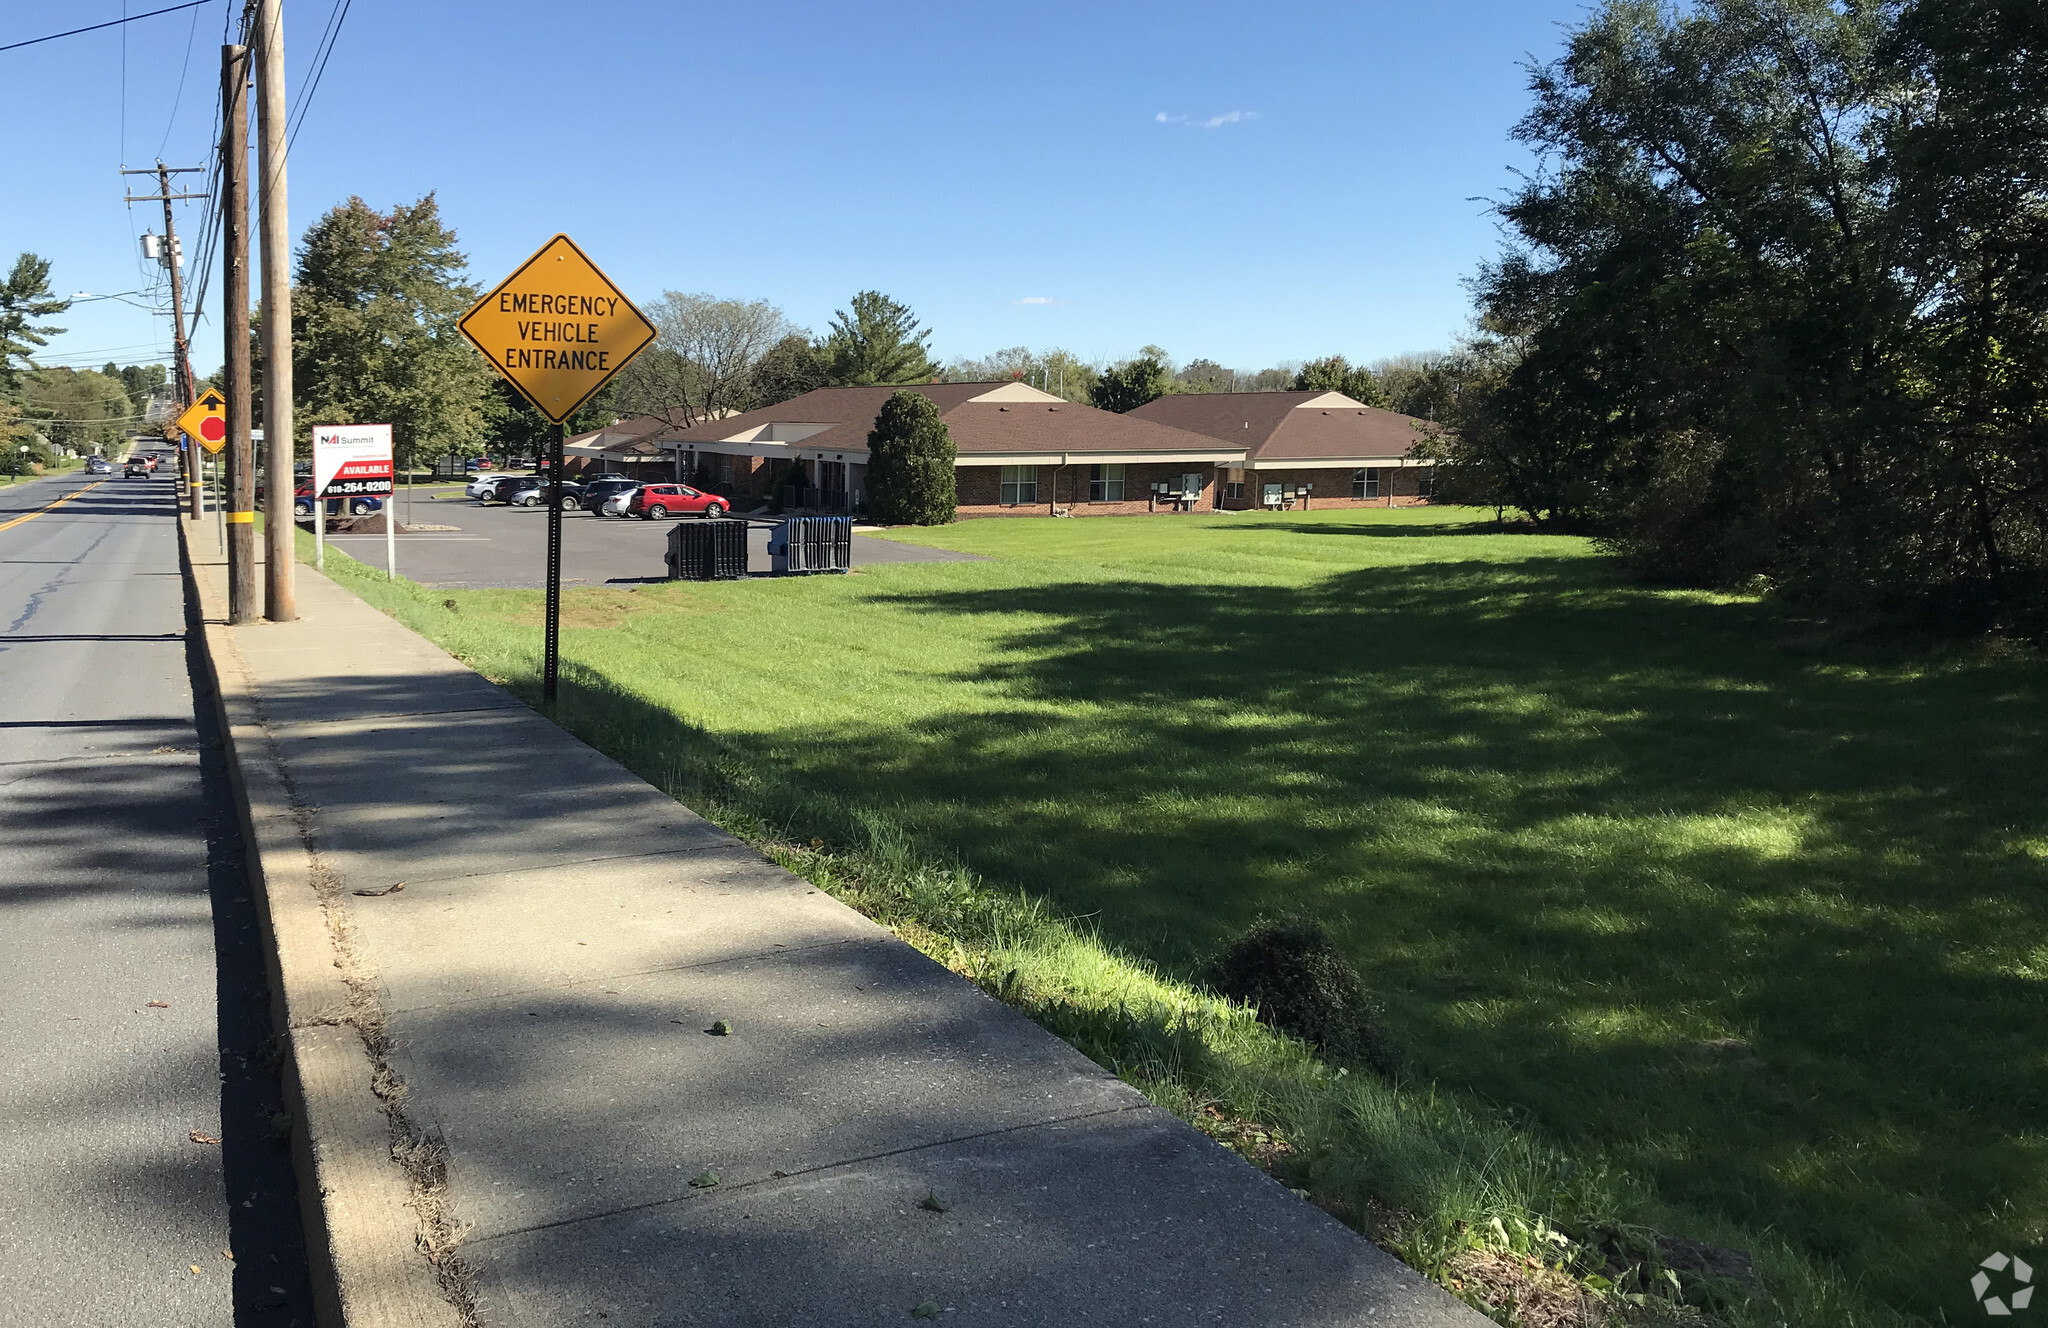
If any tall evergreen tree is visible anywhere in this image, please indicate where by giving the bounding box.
[292,194,493,469]
[824,291,936,386]
[865,390,956,525]
[0,254,69,392]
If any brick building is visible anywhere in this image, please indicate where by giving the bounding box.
[650,382,1245,519]
[1129,390,1440,510]
[562,416,673,480]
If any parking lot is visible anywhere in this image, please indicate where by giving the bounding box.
[321,491,981,588]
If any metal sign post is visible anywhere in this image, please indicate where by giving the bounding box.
[457,234,655,704]
[544,422,565,699]
[173,389,232,557]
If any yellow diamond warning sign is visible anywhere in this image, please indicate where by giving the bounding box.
[458,235,656,424]
[174,388,229,455]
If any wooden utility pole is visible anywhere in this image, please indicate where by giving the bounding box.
[221,43,256,624]
[121,163,205,516]
[253,0,296,621]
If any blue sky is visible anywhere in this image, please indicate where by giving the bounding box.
[6,0,1584,380]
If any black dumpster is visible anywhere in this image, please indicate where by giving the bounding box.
[768,517,852,574]
[665,518,748,581]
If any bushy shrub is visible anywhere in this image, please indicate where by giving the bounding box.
[1204,917,1398,1075]
[866,390,956,525]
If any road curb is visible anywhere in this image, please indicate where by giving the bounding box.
[177,517,461,1328]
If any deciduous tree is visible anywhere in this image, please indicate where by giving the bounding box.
[17,367,133,455]
[746,333,831,408]
[1443,0,2048,630]
[1090,354,1172,413]
[614,293,797,429]
[1292,355,1389,407]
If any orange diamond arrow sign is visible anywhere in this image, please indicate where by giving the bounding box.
[173,388,229,455]
[458,235,656,424]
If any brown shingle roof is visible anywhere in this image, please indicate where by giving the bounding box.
[1129,391,1434,462]
[657,384,1244,460]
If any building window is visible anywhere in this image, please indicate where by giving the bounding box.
[1225,480,1244,500]
[999,465,1038,506]
[1417,466,1437,498]
[1088,463,1125,502]
[1353,468,1381,499]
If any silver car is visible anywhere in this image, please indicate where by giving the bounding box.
[465,472,520,500]
[598,484,641,517]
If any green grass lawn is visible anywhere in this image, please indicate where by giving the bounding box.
[314,507,2046,1325]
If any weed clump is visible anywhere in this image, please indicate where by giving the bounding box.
[1204,918,1398,1075]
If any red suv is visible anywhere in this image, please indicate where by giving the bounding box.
[629,483,729,520]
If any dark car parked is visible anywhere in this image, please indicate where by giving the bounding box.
[485,475,587,509]
[479,475,540,505]
[291,484,382,518]
[580,477,640,514]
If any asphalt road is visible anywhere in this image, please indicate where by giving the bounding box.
[322,488,982,588]
[0,468,313,1326]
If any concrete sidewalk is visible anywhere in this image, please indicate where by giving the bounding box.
[182,521,1485,1328]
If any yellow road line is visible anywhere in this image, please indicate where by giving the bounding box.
[0,479,108,534]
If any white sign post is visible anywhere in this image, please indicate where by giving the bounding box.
[312,424,396,577]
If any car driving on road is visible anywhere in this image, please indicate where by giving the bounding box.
[125,458,150,478]
[627,483,729,520]
[86,458,113,475]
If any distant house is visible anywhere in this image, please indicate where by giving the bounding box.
[650,382,1247,518]
[564,416,671,479]
[1129,391,1441,509]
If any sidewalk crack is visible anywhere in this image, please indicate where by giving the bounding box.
[469,1104,1150,1246]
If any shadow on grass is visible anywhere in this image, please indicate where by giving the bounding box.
[1220,518,1515,538]
[538,555,2046,1324]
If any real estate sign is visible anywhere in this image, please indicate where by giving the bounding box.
[312,424,394,498]
[456,234,655,423]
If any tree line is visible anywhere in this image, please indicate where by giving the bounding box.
[1427,0,2048,636]
[0,253,168,470]
[279,192,1478,476]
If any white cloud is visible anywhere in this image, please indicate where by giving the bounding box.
[1012,296,1069,306]
[1155,110,1258,129]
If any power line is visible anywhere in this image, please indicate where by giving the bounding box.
[183,0,245,339]
[285,0,351,158]
[291,0,347,126]
[156,0,208,157]
[0,0,212,54]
